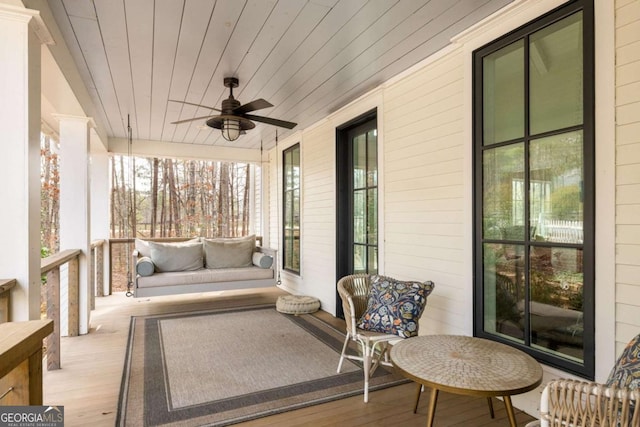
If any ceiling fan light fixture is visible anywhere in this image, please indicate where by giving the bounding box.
[221,118,241,141]
[171,77,296,137]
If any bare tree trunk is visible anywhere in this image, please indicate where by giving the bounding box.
[119,155,127,238]
[50,146,60,251]
[131,157,137,238]
[230,165,236,237]
[168,159,181,236]
[210,162,218,237]
[40,135,61,251]
[198,162,208,237]
[160,160,167,237]
[217,163,230,237]
[186,160,197,235]
[41,136,50,244]
[41,136,52,250]
[166,159,174,236]
[242,164,250,236]
[150,158,159,237]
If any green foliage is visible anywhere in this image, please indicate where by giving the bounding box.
[40,246,51,285]
[550,185,581,220]
[530,269,583,311]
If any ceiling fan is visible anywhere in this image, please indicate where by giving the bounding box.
[170,77,297,141]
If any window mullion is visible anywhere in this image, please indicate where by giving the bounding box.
[523,34,532,348]
[365,132,369,272]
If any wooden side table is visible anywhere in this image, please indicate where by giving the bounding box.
[391,335,542,427]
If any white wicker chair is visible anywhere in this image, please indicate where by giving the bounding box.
[336,274,403,403]
[525,379,639,427]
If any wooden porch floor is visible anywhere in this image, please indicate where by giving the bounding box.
[42,288,536,426]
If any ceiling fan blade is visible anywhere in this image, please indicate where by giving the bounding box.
[244,114,297,129]
[168,99,221,112]
[171,114,217,125]
[233,99,273,115]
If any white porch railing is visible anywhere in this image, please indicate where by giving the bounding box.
[41,249,82,370]
[536,219,583,244]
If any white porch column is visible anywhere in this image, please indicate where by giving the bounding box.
[0,4,48,321]
[57,114,93,335]
[90,130,110,296]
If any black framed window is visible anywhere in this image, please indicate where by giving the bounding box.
[473,0,594,377]
[335,110,378,317]
[349,120,378,275]
[283,144,300,273]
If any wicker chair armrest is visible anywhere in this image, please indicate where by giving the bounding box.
[538,379,639,427]
[337,274,371,336]
[346,295,359,335]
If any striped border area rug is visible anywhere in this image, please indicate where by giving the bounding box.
[116,305,406,426]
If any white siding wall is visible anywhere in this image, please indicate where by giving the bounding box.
[615,0,640,355]
[265,2,632,412]
[273,93,383,310]
[383,49,467,335]
[298,126,336,307]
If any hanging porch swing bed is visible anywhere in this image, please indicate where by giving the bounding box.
[131,235,278,298]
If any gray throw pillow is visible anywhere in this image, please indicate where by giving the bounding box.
[135,238,151,258]
[252,252,273,269]
[148,241,203,272]
[136,257,155,277]
[204,235,255,269]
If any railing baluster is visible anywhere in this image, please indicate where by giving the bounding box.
[90,246,96,310]
[67,257,79,337]
[95,243,104,297]
[46,268,61,370]
[40,249,82,369]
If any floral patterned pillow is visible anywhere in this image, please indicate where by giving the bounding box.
[357,275,435,338]
[606,333,640,424]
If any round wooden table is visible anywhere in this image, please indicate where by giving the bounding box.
[390,335,542,426]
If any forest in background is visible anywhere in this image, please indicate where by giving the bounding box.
[110,155,253,240]
[40,134,257,291]
[40,138,255,249]
[41,134,59,255]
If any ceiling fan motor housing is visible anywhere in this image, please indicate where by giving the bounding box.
[221,97,241,114]
[207,93,255,132]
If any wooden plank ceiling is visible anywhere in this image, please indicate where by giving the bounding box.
[43,0,513,151]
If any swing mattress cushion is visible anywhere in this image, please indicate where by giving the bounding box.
[136,265,274,289]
